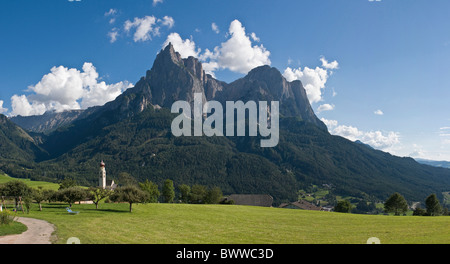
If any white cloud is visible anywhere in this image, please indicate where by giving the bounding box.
[320,56,339,70]
[163,20,270,76]
[163,33,201,58]
[121,15,174,43]
[250,32,260,42]
[439,127,450,145]
[11,95,46,117]
[332,87,337,97]
[200,19,271,74]
[374,109,384,115]
[159,16,174,29]
[321,118,400,152]
[0,100,8,114]
[104,9,118,24]
[283,66,329,104]
[124,16,158,42]
[320,118,338,128]
[283,55,339,104]
[317,103,335,113]
[104,9,117,17]
[108,28,119,43]
[153,0,163,6]
[409,144,425,158]
[211,23,219,34]
[361,131,400,150]
[287,57,293,65]
[10,63,132,116]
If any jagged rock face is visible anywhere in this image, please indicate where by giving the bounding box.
[10,110,84,133]
[216,65,326,130]
[139,43,325,130]
[145,44,206,107]
[11,42,326,136]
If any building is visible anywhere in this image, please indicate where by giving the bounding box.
[223,194,273,207]
[278,200,323,211]
[99,161,117,190]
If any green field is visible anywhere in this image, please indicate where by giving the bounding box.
[19,202,450,244]
[1,174,449,244]
[0,174,60,190]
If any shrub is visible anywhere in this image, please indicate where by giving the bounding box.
[0,211,16,225]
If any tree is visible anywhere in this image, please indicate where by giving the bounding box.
[59,178,77,190]
[162,179,175,203]
[353,200,375,214]
[425,194,442,216]
[205,187,223,204]
[413,207,427,216]
[117,172,138,187]
[32,187,46,211]
[88,187,112,209]
[1,180,32,208]
[334,200,352,213]
[190,184,207,204]
[139,180,160,203]
[178,184,190,203]
[384,193,408,216]
[442,207,449,216]
[44,189,58,203]
[110,186,148,212]
[58,187,88,208]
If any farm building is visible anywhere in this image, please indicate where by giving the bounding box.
[279,200,322,211]
[223,194,273,207]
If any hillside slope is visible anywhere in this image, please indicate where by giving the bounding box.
[3,44,450,204]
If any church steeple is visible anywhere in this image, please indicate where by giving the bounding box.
[99,160,106,189]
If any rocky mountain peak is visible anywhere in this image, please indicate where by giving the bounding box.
[183,56,205,83]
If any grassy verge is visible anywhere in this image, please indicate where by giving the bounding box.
[18,202,450,244]
[0,221,28,236]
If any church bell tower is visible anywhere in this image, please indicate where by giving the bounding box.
[99,161,106,189]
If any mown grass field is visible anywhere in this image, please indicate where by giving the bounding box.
[1,174,449,244]
[20,202,450,244]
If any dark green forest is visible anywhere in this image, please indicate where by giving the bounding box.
[2,106,449,205]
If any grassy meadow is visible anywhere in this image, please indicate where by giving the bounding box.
[0,174,60,191]
[18,202,450,244]
[1,174,449,244]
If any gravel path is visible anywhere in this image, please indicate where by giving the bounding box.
[0,217,56,244]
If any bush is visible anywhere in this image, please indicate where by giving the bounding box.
[335,200,352,213]
[0,211,16,225]
[413,207,427,216]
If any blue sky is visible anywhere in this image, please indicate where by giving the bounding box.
[1,0,450,160]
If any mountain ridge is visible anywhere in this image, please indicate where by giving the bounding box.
[3,43,450,204]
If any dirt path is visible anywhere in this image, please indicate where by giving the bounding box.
[0,217,56,244]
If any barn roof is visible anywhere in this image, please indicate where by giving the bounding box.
[225,194,273,207]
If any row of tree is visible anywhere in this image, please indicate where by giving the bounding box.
[384,192,446,216]
[0,178,226,213]
[334,192,448,216]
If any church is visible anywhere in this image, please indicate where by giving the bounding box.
[99,161,117,190]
